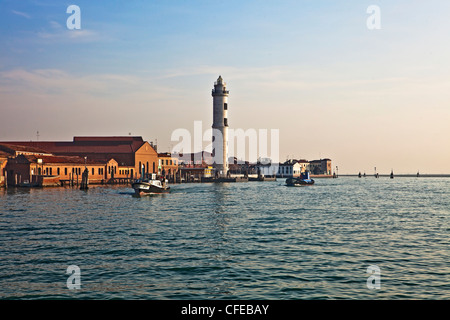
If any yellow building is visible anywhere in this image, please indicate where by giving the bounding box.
[0,151,9,187]
[158,153,179,179]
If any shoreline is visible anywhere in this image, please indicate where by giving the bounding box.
[2,174,450,189]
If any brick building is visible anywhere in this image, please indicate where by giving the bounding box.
[309,158,332,175]
[1,136,158,180]
[5,154,115,187]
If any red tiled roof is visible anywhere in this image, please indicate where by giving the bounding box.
[0,143,51,154]
[158,152,172,157]
[73,136,143,142]
[0,137,155,167]
[0,150,11,158]
[0,137,147,154]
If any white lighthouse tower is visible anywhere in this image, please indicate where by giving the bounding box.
[212,75,229,178]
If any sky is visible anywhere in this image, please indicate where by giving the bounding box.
[0,0,449,174]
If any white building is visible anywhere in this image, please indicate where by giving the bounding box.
[277,159,311,177]
[211,76,229,177]
[255,163,279,177]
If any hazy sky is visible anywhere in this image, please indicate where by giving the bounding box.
[1,0,449,173]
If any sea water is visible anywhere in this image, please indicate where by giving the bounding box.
[0,177,448,299]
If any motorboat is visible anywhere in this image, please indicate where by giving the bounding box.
[286,171,315,186]
[132,173,170,195]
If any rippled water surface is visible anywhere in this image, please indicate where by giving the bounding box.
[0,177,449,299]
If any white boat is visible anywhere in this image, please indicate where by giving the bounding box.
[285,171,315,187]
[132,173,170,196]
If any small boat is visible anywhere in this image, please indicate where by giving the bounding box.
[390,170,394,179]
[286,171,315,186]
[132,173,170,196]
[18,180,41,188]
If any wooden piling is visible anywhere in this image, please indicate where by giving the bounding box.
[80,168,89,190]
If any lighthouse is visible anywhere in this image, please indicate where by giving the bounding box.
[212,75,229,177]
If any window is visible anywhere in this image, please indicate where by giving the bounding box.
[224,103,228,110]
[166,160,169,166]
[92,168,94,175]
[224,118,228,126]
[57,168,60,175]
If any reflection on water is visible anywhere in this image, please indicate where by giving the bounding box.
[0,178,449,299]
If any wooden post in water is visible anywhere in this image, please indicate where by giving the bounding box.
[80,157,88,190]
[80,168,89,190]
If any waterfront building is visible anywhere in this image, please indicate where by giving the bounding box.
[0,136,158,179]
[254,158,278,177]
[0,151,9,187]
[277,160,303,178]
[179,165,213,182]
[158,152,179,179]
[297,159,309,173]
[256,163,278,177]
[0,143,52,157]
[0,144,55,187]
[211,75,229,177]
[276,158,332,177]
[0,143,133,186]
[5,154,115,186]
[174,151,213,166]
[309,158,332,175]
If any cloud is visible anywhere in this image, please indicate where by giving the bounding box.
[0,68,179,104]
[12,10,31,19]
[37,29,100,42]
[49,20,62,29]
[35,20,100,43]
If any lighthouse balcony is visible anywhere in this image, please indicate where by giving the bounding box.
[212,89,229,95]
